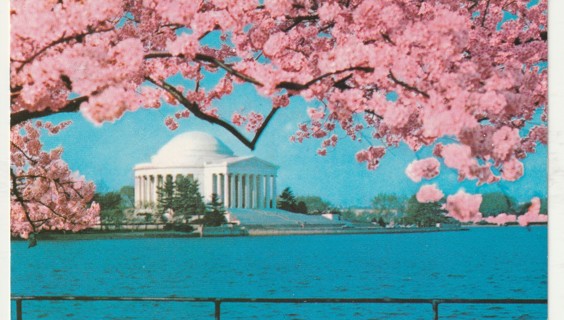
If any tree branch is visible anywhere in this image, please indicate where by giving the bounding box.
[194,53,264,86]
[388,71,430,98]
[146,77,277,150]
[12,52,370,145]
[11,96,88,127]
[14,26,114,72]
[11,142,37,165]
[481,0,491,27]
[513,31,548,45]
[251,107,279,147]
[10,168,37,235]
[364,109,383,120]
[381,32,396,46]
[144,52,264,86]
[283,14,320,32]
[277,66,374,91]
[146,51,375,93]
[35,200,66,220]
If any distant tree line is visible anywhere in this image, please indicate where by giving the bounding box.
[340,192,547,227]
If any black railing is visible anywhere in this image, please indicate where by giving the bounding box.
[11,295,547,320]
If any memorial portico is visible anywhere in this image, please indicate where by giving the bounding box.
[133,132,278,210]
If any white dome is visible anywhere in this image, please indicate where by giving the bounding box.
[150,131,234,167]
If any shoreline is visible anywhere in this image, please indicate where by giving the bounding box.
[11,223,547,242]
[11,226,471,242]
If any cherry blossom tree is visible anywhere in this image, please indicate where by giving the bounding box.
[10,0,548,237]
[11,121,100,245]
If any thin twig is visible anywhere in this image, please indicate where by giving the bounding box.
[388,71,430,98]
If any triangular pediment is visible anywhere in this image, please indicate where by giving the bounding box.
[226,156,279,170]
[205,156,279,173]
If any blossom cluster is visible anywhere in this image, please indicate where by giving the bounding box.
[355,146,387,170]
[416,184,444,203]
[405,158,440,183]
[10,122,100,239]
[230,111,265,133]
[444,190,483,223]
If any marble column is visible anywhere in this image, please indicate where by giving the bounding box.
[237,174,243,208]
[146,176,150,204]
[257,175,263,209]
[157,175,163,200]
[221,174,225,201]
[272,175,277,209]
[212,174,218,196]
[147,175,152,204]
[222,174,229,207]
[252,175,257,208]
[265,175,271,208]
[245,175,251,209]
[150,175,155,204]
[229,174,235,208]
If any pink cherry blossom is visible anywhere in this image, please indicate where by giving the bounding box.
[273,94,290,108]
[484,213,517,226]
[231,112,246,126]
[501,157,525,181]
[492,126,520,162]
[416,184,444,203]
[166,33,200,59]
[518,197,548,226]
[164,116,179,130]
[174,110,190,119]
[307,107,325,121]
[245,112,264,133]
[355,146,386,170]
[405,158,440,182]
[440,144,475,171]
[445,190,483,223]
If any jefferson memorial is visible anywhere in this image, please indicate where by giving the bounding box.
[134,131,279,209]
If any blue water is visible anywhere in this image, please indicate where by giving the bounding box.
[11,227,547,319]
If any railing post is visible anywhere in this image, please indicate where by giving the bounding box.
[16,299,23,320]
[432,300,439,320]
[214,300,221,320]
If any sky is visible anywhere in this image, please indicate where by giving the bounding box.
[40,78,548,208]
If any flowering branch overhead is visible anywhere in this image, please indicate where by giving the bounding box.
[145,77,278,150]
[10,0,548,233]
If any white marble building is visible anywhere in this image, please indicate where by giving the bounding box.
[134,131,278,209]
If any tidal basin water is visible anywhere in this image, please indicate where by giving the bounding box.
[11,226,547,319]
